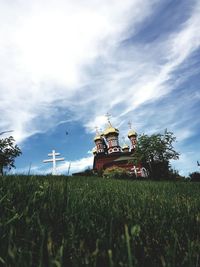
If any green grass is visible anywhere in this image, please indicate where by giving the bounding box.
[0,175,199,267]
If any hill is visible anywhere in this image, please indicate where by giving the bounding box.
[0,175,199,267]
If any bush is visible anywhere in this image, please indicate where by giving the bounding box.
[72,168,94,176]
[146,162,183,181]
[103,166,130,179]
[189,172,200,182]
[167,168,185,181]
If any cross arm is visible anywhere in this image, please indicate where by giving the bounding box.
[48,153,60,156]
[55,158,65,161]
[43,159,53,163]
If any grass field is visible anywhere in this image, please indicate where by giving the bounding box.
[0,175,199,267]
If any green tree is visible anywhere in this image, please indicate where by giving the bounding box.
[132,129,179,180]
[0,136,22,175]
[189,172,200,182]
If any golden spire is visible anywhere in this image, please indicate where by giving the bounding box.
[127,121,137,137]
[103,112,119,136]
[94,126,102,142]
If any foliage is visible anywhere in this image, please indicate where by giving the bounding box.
[189,171,200,182]
[83,168,95,176]
[0,136,22,175]
[103,166,130,179]
[0,175,199,267]
[73,168,94,176]
[132,129,179,180]
[167,167,185,181]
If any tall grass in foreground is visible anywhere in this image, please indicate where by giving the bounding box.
[0,175,199,267]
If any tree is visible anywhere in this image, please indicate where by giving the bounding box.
[0,136,22,175]
[189,172,200,182]
[132,130,179,180]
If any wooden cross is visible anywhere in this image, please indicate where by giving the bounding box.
[43,149,65,175]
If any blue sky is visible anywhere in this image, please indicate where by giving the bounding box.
[0,0,200,176]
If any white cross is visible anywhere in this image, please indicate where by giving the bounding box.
[122,136,126,144]
[43,149,65,175]
[95,126,99,134]
[105,112,112,126]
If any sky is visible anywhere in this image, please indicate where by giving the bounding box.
[0,0,200,176]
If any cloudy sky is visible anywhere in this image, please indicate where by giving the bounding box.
[0,0,200,176]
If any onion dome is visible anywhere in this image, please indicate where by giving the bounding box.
[122,144,130,150]
[122,144,130,153]
[128,129,137,138]
[94,134,102,142]
[104,126,119,136]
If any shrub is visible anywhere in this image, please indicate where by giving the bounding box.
[103,166,130,179]
[72,168,94,176]
[189,172,200,182]
[167,167,185,181]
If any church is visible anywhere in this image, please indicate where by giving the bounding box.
[92,118,147,177]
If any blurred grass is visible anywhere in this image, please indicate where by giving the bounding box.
[0,175,199,267]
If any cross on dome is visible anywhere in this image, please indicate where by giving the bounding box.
[128,121,132,129]
[128,121,137,138]
[95,126,99,134]
[105,112,112,127]
[122,136,126,144]
[94,126,103,136]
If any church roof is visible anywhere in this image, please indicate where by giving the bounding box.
[128,129,137,138]
[94,134,102,142]
[104,126,119,136]
[122,144,130,150]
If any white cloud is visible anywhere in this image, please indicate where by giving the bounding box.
[15,155,94,175]
[171,151,199,177]
[0,0,156,142]
[1,0,200,176]
[57,156,93,174]
[85,115,108,133]
[82,0,200,140]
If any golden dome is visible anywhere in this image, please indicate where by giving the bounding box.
[104,126,119,136]
[94,134,102,142]
[122,144,130,150]
[128,130,137,138]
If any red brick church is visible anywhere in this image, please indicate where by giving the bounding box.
[92,118,147,177]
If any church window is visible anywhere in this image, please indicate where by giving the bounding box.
[112,140,118,146]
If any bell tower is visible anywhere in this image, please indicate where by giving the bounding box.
[128,122,137,152]
[103,113,121,154]
[94,127,106,154]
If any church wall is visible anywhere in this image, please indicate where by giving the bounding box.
[93,152,132,171]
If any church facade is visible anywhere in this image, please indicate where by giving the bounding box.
[92,120,147,177]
